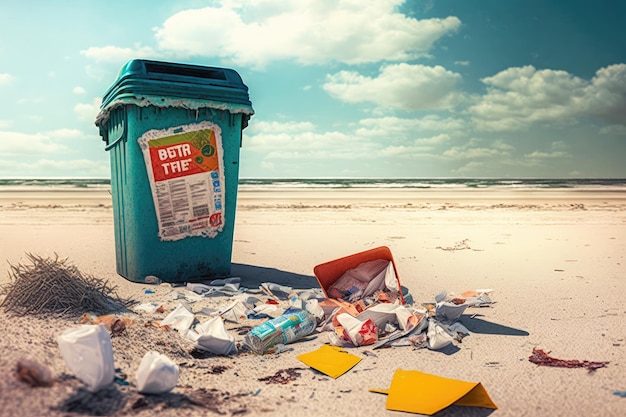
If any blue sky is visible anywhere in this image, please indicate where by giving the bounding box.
[1,0,625,178]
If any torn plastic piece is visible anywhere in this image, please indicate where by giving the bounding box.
[336,313,378,347]
[260,282,292,299]
[427,319,455,350]
[296,288,326,301]
[133,302,161,314]
[305,299,325,323]
[373,314,428,350]
[160,303,195,335]
[244,308,316,354]
[187,280,240,296]
[252,303,281,318]
[219,300,253,323]
[57,324,115,392]
[171,290,203,303]
[528,348,609,371]
[187,316,236,355]
[136,351,179,395]
[435,300,469,322]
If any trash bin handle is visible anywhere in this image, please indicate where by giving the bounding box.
[104,110,127,151]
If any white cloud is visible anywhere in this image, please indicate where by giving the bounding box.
[600,124,626,135]
[80,44,156,64]
[470,64,626,131]
[74,98,102,122]
[524,150,571,159]
[0,131,71,156]
[583,63,626,124]
[46,128,85,139]
[244,116,452,162]
[452,161,486,175]
[153,0,460,68]
[0,73,15,86]
[323,63,463,110]
[73,86,86,95]
[356,115,466,137]
[0,120,13,129]
[414,133,451,145]
[0,158,109,177]
[247,120,316,135]
[443,145,511,160]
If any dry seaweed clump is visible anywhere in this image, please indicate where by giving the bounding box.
[1,253,133,317]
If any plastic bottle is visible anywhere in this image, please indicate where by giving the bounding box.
[244,308,316,354]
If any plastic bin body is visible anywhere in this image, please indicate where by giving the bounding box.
[96,60,253,283]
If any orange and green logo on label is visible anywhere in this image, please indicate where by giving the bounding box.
[148,129,219,182]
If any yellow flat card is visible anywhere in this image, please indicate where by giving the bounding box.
[371,369,497,415]
[296,345,362,379]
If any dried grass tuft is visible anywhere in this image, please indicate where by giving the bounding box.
[1,253,133,317]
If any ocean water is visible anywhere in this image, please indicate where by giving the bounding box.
[1,177,626,191]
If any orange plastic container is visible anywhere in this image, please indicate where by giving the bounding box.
[313,246,404,304]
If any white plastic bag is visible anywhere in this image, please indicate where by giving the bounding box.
[186,316,236,355]
[136,351,179,395]
[57,324,115,392]
[427,319,455,350]
[160,303,195,335]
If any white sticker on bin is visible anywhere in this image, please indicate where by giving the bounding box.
[138,120,226,241]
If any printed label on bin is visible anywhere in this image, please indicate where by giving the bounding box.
[137,121,226,241]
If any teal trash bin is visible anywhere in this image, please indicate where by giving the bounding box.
[95,59,253,283]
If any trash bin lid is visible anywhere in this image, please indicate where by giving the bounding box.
[96,59,254,128]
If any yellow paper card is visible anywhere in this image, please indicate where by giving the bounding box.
[371,369,497,415]
[296,345,362,379]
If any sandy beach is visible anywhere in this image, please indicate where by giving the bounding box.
[0,186,624,416]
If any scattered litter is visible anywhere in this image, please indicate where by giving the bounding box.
[219,300,253,323]
[114,368,129,386]
[187,278,241,296]
[297,345,362,379]
[335,314,378,346]
[133,302,163,314]
[186,316,237,355]
[265,343,293,355]
[370,369,497,415]
[258,367,304,384]
[251,303,281,318]
[144,289,155,294]
[528,348,609,371]
[136,351,179,394]
[260,282,292,299]
[171,290,203,303]
[159,303,195,335]
[435,239,483,252]
[16,359,54,387]
[79,313,134,335]
[1,253,132,316]
[244,308,316,354]
[207,365,229,375]
[613,390,626,398]
[57,324,115,392]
